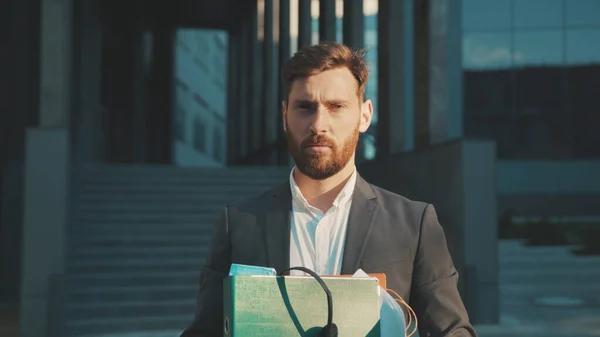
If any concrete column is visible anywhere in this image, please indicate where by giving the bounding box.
[0,0,41,304]
[21,130,70,337]
[319,0,336,42]
[427,0,463,144]
[227,29,241,164]
[39,0,73,128]
[377,0,414,156]
[20,0,73,335]
[147,22,175,164]
[239,21,251,158]
[262,0,276,148]
[131,2,150,164]
[250,4,263,153]
[413,0,431,149]
[72,0,103,163]
[100,1,136,163]
[297,0,312,48]
[278,0,291,165]
[342,0,365,163]
[343,0,364,49]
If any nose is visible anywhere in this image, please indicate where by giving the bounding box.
[309,106,329,135]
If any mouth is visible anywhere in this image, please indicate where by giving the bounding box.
[304,144,330,149]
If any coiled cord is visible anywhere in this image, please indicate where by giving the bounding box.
[386,289,418,337]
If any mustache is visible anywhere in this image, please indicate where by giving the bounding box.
[301,135,335,148]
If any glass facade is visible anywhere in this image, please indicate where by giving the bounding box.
[173,28,228,166]
[462,0,600,159]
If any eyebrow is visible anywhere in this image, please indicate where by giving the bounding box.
[292,99,350,108]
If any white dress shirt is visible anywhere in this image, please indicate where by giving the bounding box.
[288,167,357,276]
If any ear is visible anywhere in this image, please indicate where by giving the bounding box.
[359,99,373,133]
[282,101,288,132]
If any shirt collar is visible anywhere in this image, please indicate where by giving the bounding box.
[289,166,357,210]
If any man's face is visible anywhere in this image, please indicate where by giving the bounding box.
[283,67,373,180]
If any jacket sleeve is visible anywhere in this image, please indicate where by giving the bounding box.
[181,207,231,337]
[409,204,478,337]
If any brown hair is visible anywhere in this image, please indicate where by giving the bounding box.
[281,41,370,101]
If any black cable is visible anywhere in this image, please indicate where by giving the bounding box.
[278,267,338,337]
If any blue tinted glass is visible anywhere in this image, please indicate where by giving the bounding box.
[513,30,564,66]
[513,0,563,28]
[566,29,600,64]
[462,0,511,31]
[463,33,513,69]
[566,0,600,27]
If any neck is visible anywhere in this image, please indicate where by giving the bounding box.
[293,159,356,212]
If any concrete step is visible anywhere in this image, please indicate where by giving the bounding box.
[69,246,210,261]
[68,258,202,273]
[67,271,199,288]
[79,163,289,176]
[70,223,214,235]
[77,193,263,204]
[74,213,218,224]
[67,285,197,304]
[77,184,276,194]
[67,299,195,321]
[65,315,192,337]
[76,202,236,213]
[78,175,286,185]
[69,234,212,247]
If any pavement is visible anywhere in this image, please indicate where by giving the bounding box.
[476,240,600,337]
[3,240,600,337]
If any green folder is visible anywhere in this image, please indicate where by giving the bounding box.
[223,275,381,337]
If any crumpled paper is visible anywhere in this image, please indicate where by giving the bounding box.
[353,269,407,337]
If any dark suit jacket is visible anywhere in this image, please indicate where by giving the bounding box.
[181,174,477,337]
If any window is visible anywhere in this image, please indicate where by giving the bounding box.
[462,33,513,70]
[213,128,224,162]
[462,0,511,32]
[566,28,600,157]
[513,0,563,29]
[566,0,600,27]
[461,0,600,158]
[193,118,207,153]
[174,107,186,142]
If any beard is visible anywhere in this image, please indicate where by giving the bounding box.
[285,122,360,180]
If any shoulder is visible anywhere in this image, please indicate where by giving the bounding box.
[225,182,289,215]
[367,182,433,230]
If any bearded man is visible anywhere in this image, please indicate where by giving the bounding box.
[181,41,477,337]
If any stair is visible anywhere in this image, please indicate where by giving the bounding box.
[65,164,290,336]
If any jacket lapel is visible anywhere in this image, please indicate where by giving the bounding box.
[264,183,292,274]
[341,175,379,275]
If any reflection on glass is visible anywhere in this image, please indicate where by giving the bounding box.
[513,30,563,66]
[566,0,600,27]
[513,30,565,158]
[566,29,600,64]
[566,29,600,157]
[462,33,513,69]
[513,0,563,29]
[462,33,516,157]
[462,0,511,31]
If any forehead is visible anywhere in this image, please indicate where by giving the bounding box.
[288,67,358,101]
